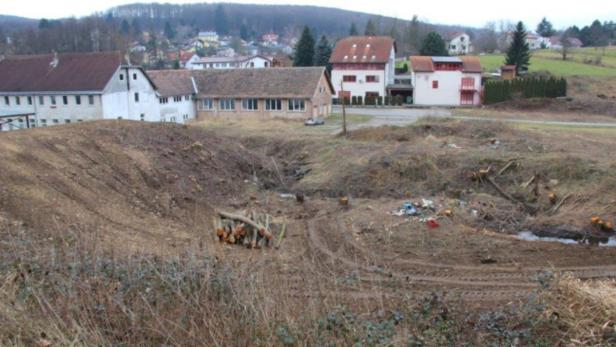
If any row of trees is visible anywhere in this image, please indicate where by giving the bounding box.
[293,27,332,68]
[484,77,567,104]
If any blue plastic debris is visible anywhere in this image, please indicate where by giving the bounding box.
[403,202,417,215]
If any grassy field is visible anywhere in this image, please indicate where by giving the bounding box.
[480,48,616,77]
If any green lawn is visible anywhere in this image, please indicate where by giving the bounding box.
[479,52,616,77]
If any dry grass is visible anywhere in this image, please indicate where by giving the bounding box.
[542,275,616,346]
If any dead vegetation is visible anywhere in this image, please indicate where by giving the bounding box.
[0,119,615,345]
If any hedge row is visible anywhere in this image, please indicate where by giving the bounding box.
[484,77,567,104]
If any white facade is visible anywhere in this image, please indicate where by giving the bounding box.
[191,55,272,70]
[448,33,472,55]
[183,54,201,70]
[0,66,196,131]
[412,71,482,106]
[330,47,396,98]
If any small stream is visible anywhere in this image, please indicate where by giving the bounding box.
[516,231,616,247]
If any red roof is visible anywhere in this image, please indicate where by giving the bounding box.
[409,56,482,73]
[0,52,125,92]
[330,36,395,64]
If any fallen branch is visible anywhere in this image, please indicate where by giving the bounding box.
[486,176,535,213]
[497,160,517,176]
[550,193,573,215]
[218,210,273,240]
[275,223,287,249]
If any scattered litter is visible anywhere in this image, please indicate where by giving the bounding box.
[426,219,440,229]
[548,192,558,205]
[447,143,463,149]
[420,199,435,210]
[403,202,418,215]
[439,209,453,217]
[279,193,295,199]
[489,138,501,149]
[470,209,479,218]
[339,196,350,206]
[591,216,615,232]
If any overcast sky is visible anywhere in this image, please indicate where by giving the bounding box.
[2,0,615,28]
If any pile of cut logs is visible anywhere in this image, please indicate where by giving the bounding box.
[214,210,280,248]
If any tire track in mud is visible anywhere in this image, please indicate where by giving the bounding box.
[307,219,535,290]
[306,216,616,303]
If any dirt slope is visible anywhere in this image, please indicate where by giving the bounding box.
[0,121,275,251]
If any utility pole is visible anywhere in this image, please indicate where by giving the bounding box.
[340,80,347,136]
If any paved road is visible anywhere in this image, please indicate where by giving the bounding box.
[331,106,616,133]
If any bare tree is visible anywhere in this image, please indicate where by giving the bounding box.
[560,30,572,61]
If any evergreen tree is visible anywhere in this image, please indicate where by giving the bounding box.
[293,26,315,67]
[364,20,377,36]
[506,21,531,74]
[349,23,358,36]
[120,20,130,35]
[214,4,228,35]
[130,18,142,37]
[164,21,175,40]
[419,32,448,56]
[38,19,51,30]
[240,23,249,41]
[536,17,555,38]
[314,35,332,70]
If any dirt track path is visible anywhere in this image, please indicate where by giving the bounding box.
[304,216,616,302]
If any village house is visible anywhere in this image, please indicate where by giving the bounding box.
[190,55,273,70]
[329,36,396,100]
[261,33,279,46]
[447,32,472,55]
[147,70,197,124]
[192,67,333,119]
[197,31,219,46]
[0,51,162,130]
[409,56,483,106]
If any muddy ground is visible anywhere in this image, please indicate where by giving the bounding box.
[1,119,615,312]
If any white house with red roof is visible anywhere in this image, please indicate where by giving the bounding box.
[447,32,472,55]
[410,56,483,106]
[329,36,396,100]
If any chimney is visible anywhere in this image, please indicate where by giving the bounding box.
[50,51,59,69]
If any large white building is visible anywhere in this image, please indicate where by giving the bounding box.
[147,70,197,124]
[190,55,273,70]
[329,36,397,99]
[410,56,483,106]
[0,52,196,131]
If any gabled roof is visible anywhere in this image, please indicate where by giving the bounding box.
[330,36,395,64]
[459,56,482,73]
[409,56,482,73]
[0,52,125,92]
[147,70,196,97]
[191,67,333,98]
[447,32,468,40]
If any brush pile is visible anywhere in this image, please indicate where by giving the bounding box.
[214,210,275,248]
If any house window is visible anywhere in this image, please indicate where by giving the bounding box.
[119,74,124,81]
[185,95,190,101]
[50,96,56,105]
[366,75,379,83]
[15,96,20,105]
[343,75,357,82]
[432,81,439,89]
[75,95,81,105]
[52,119,59,124]
[170,116,177,123]
[220,99,235,110]
[199,99,213,110]
[159,97,169,104]
[3,96,8,105]
[450,44,456,50]
[27,96,33,105]
[461,92,474,105]
[88,95,95,105]
[173,96,182,102]
[65,119,71,124]
[265,99,282,111]
[140,114,145,121]
[62,96,68,105]
[40,119,47,126]
[39,96,45,105]
[134,93,140,102]
[242,99,258,110]
[461,77,475,89]
[133,73,137,80]
[288,99,305,111]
